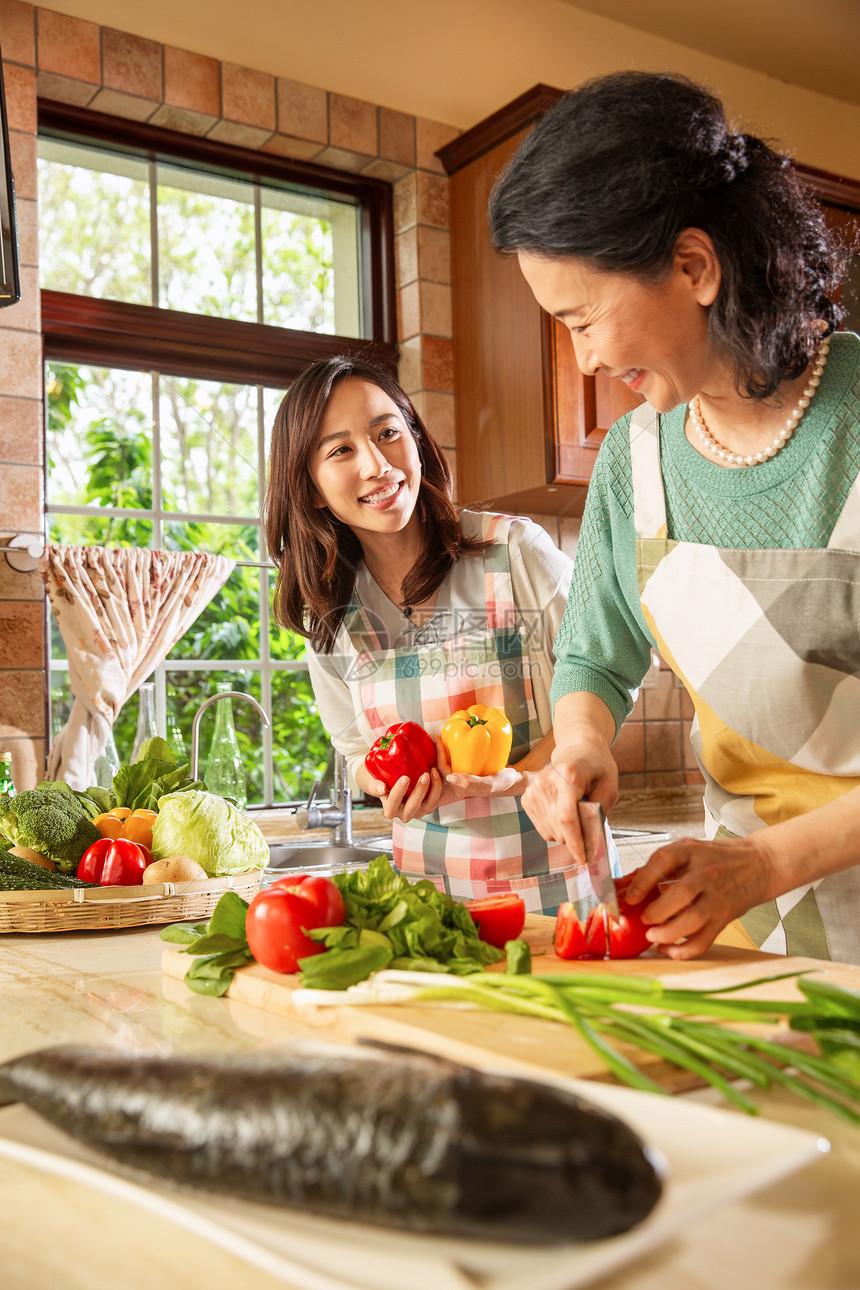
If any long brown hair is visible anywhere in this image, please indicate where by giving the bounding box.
[265,355,487,653]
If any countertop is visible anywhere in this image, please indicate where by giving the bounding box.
[1,912,859,1290]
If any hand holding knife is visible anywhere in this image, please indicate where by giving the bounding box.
[578,799,621,918]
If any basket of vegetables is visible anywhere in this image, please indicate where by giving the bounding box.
[0,739,268,934]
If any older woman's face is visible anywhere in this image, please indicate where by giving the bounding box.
[517,246,716,414]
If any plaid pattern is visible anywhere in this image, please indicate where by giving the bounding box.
[343,512,585,912]
[631,404,860,962]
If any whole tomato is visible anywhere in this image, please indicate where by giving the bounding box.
[246,887,330,974]
[554,875,651,961]
[465,893,526,947]
[268,873,346,927]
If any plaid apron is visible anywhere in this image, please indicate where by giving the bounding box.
[631,403,860,960]
[340,513,587,912]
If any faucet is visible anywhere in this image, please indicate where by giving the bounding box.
[294,750,354,846]
[190,691,270,781]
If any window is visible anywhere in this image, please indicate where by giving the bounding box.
[39,102,396,806]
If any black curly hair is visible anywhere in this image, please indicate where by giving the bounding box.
[489,71,844,399]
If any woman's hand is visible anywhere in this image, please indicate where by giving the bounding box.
[354,760,446,823]
[622,834,776,959]
[520,694,619,862]
[438,739,524,802]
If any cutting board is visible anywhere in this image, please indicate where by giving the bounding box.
[160,914,860,1091]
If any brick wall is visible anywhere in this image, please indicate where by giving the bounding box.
[0,0,701,791]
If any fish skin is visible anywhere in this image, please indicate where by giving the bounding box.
[0,1044,663,1243]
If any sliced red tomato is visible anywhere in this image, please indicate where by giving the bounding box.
[245,888,329,975]
[269,873,345,927]
[554,875,651,960]
[465,893,526,948]
[554,903,589,958]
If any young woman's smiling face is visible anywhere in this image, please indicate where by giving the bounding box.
[517,235,719,414]
[310,377,422,544]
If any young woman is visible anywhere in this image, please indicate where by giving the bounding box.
[265,356,576,912]
[489,70,860,961]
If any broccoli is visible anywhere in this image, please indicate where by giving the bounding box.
[0,783,101,874]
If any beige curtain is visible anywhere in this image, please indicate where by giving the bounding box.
[41,545,235,789]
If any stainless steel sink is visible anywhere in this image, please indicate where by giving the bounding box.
[265,836,393,880]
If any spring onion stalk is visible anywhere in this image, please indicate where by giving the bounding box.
[389,968,860,1122]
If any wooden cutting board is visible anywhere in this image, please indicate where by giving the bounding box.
[160,914,860,1091]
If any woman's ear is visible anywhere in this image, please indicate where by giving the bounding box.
[674,228,721,307]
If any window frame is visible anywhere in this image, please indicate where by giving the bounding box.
[38,98,398,383]
[39,99,398,806]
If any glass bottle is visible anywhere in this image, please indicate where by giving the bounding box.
[0,750,15,797]
[167,707,188,763]
[204,683,247,809]
[130,682,158,763]
[93,729,121,790]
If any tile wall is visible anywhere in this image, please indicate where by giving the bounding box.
[0,0,702,792]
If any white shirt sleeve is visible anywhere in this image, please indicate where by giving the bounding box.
[305,637,376,783]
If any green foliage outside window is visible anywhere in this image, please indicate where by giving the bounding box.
[45,364,334,806]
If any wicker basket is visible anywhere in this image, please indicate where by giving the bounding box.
[0,869,263,934]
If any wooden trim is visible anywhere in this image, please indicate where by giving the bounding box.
[41,291,398,385]
[437,85,563,176]
[795,163,860,212]
[37,99,397,350]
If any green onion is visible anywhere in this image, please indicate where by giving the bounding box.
[404,969,860,1123]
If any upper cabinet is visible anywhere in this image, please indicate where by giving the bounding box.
[438,86,641,519]
[439,86,860,519]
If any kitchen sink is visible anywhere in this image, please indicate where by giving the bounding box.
[265,836,393,880]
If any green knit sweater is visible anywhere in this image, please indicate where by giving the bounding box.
[551,331,860,733]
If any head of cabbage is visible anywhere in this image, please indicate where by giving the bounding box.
[151,790,269,876]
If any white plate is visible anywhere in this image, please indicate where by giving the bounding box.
[0,1071,828,1290]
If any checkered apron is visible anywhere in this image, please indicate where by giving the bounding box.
[340,513,588,912]
[631,403,860,960]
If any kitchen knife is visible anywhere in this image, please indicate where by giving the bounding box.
[578,799,621,919]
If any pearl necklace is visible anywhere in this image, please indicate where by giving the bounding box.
[688,337,830,466]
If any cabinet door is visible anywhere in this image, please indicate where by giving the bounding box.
[446,110,642,515]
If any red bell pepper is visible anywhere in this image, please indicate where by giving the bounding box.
[77,837,150,886]
[364,721,436,793]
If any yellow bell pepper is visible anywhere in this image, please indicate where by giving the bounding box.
[93,807,157,851]
[439,704,512,776]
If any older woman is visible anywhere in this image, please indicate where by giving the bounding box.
[489,70,860,961]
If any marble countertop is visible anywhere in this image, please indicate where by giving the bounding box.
[1,904,859,1290]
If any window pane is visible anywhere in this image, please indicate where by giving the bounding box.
[262,385,286,464]
[166,669,264,804]
[47,513,154,550]
[46,362,154,509]
[38,139,151,304]
[163,519,259,561]
[268,571,309,662]
[157,164,257,321]
[159,376,260,517]
[168,562,261,662]
[261,189,360,335]
[271,668,333,803]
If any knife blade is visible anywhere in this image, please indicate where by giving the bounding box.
[578,799,621,919]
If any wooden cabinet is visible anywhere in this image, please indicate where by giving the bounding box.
[439,88,860,519]
[438,86,641,518]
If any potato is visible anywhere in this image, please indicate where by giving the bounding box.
[9,845,56,871]
[142,855,207,885]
